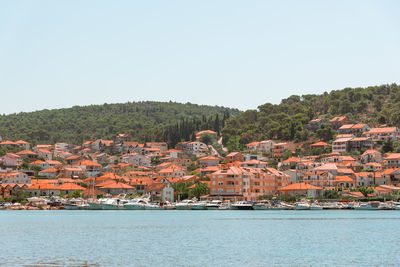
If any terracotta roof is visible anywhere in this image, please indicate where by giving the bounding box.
[367,127,398,134]
[39,167,58,174]
[98,181,134,189]
[246,141,260,146]
[310,142,330,147]
[0,140,17,145]
[199,156,220,161]
[16,150,38,156]
[38,149,52,154]
[75,160,101,167]
[28,160,45,165]
[282,157,300,164]
[58,183,85,191]
[279,182,323,191]
[384,153,400,160]
[383,168,400,175]
[339,124,354,129]
[46,160,62,165]
[334,175,354,182]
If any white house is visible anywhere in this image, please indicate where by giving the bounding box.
[120,153,151,167]
[1,153,22,167]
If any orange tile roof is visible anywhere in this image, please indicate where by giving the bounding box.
[310,141,330,147]
[199,156,220,161]
[98,181,134,189]
[334,175,354,182]
[246,141,260,146]
[367,127,398,134]
[16,150,38,156]
[57,183,85,191]
[0,140,18,145]
[75,160,101,167]
[39,167,58,174]
[29,160,45,165]
[46,160,62,165]
[38,149,52,154]
[279,182,323,191]
[282,157,300,164]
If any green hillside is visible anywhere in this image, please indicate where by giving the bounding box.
[222,83,400,146]
[0,101,240,146]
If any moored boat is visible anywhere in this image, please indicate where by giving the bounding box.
[206,200,222,210]
[321,202,342,210]
[218,201,231,210]
[190,201,208,210]
[253,201,272,210]
[354,201,380,210]
[310,203,323,210]
[144,202,163,210]
[66,198,89,210]
[295,202,310,210]
[175,199,196,210]
[231,201,253,210]
[88,198,107,210]
[101,198,127,210]
[124,198,149,210]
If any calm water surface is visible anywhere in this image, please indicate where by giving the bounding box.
[1,210,400,266]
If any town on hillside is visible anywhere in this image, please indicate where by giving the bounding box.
[1,117,400,209]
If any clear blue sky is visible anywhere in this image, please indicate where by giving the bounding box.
[0,1,399,114]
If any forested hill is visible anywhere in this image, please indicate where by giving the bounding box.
[0,101,240,145]
[222,83,400,146]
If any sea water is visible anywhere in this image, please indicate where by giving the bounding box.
[1,210,400,266]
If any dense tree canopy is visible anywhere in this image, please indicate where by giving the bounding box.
[0,101,239,147]
[222,84,400,145]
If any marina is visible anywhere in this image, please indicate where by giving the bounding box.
[3,197,400,211]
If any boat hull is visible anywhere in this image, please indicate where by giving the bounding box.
[175,205,191,210]
[310,206,323,210]
[231,205,253,210]
[125,205,145,210]
[354,207,379,210]
[145,206,162,210]
[190,205,207,210]
[88,203,102,210]
[253,205,270,210]
[295,205,310,210]
[65,205,80,210]
[101,204,119,210]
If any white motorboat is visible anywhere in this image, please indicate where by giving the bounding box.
[124,198,149,210]
[253,201,272,210]
[310,203,323,210]
[144,202,163,210]
[218,202,232,210]
[379,202,394,210]
[88,198,107,210]
[66,198,89,210]
[206,200,222,210]
[175,199,196,210]
[354,201,380,210]
[27,197,49,209]
[190,201,208,210]
[321,202,342,210]
[231,201,253,210]
[101,198,127,210]
[295,202,310,210]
